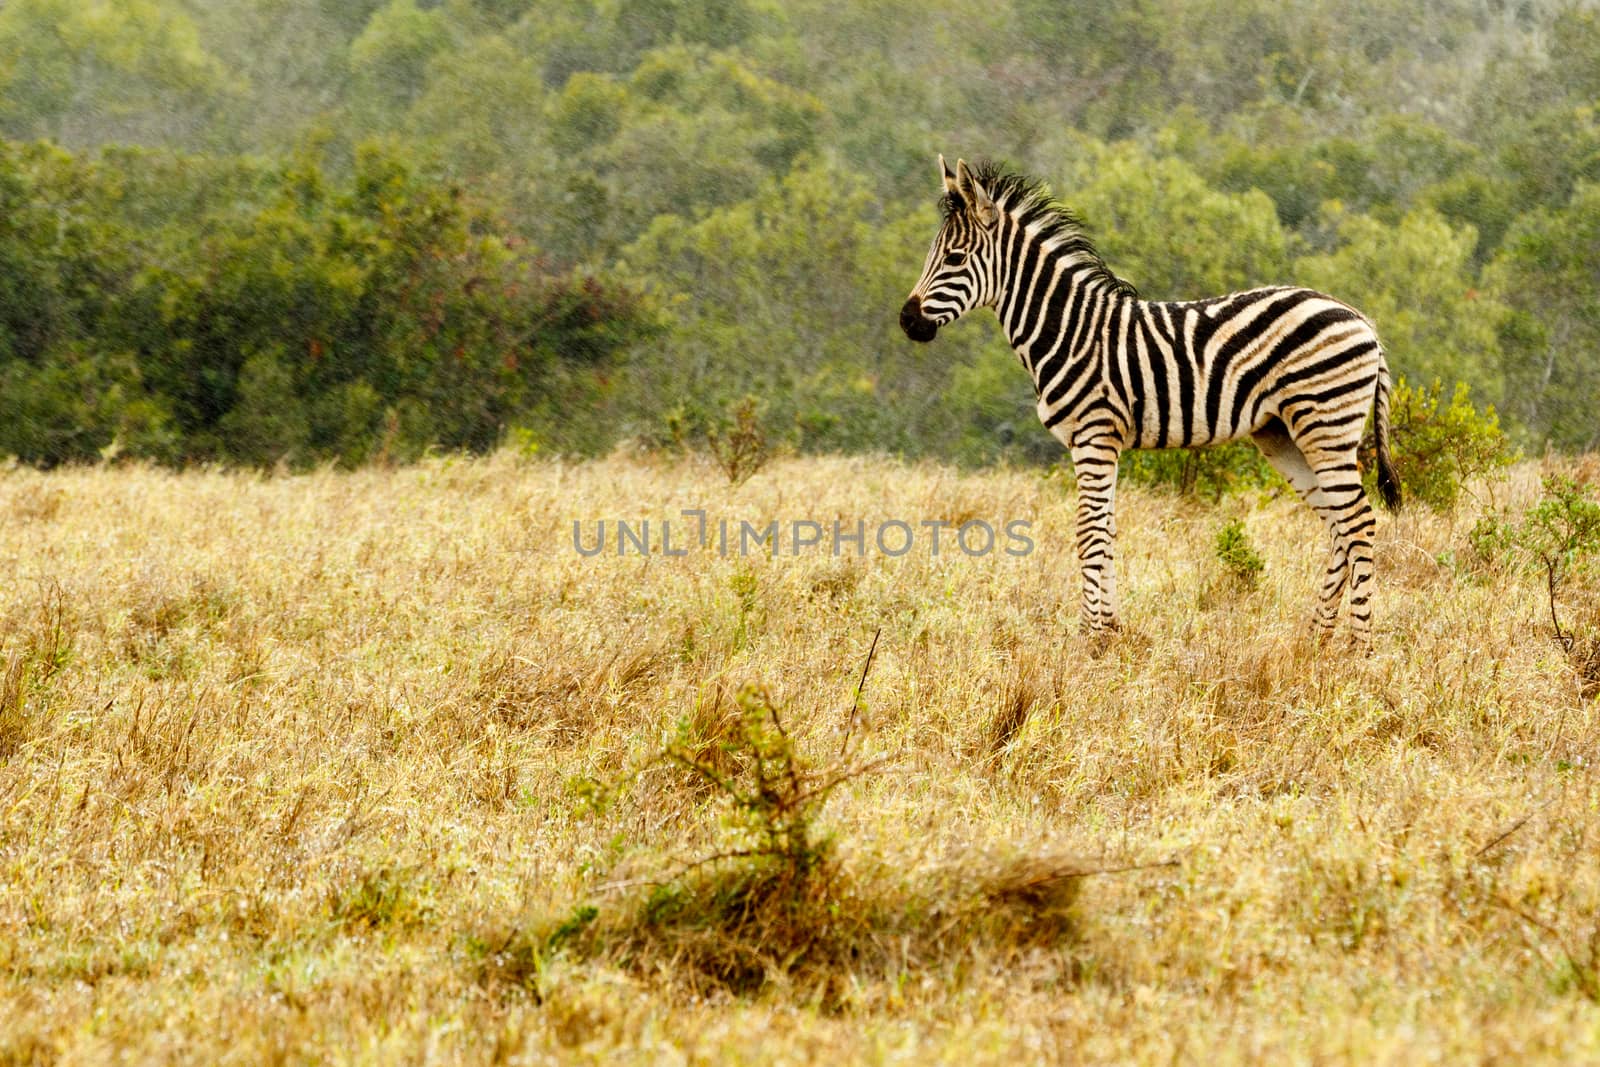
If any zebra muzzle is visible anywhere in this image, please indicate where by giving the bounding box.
[900,297,938,343]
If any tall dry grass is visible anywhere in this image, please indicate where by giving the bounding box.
[0,450,1597,1063]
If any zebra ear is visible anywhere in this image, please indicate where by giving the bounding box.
[939,154,959,195]
[956,158,996,227]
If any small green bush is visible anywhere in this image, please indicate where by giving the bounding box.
[1467,474,1600,648]
[1376,377,1515,513]
[1520,475,1600,647]
[1214,518,1266,590]
[664,394,776,485]
[664,684,842,881]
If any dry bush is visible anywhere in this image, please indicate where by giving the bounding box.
[539,841,1127,1004]
[521,684,1174,1003]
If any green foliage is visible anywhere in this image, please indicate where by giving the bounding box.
[728,568,760,650]
[1294,207,1507,398]
[545,904,600,950]
[329,866,434,932]
[1013,1,1171,136]
[1066,141,1291,298]
[1519,476,1600,648]
[1207,127,1375,231]
[1118,443,1276,502]
[0,139,655,466]
[664,684,844,883]
[1417,172,1518,263]
[0,0,225,145]
[620,160,1003,460]
[1472,476,1600,648]
[0,347,177,465]
[547,72,628,155]
[706,396,773,486]
[1485,181,1600,451]
[404,35,549,176]
[613,0,760,52]
[942,346,1060,467]
[1214,518,1266,590]
[1466,513,1516,574]
[2,0,1600,468]
[1378,379,1516,513]
[349,0,456,109]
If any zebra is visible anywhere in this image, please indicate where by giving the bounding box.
[900,156,1401,643]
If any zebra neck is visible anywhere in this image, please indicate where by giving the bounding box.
[995,239,1134,391]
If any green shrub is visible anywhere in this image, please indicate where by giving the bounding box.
[663,684,846,881]
[1376,377,1515,512]
[1466,474,1600,648]
[0,346,177,466]
[664,394,777,485]
[1519,475,1600,648]
[1214,518,1266,590]
[1118,441,1276,501]
[1466,513,1517,573]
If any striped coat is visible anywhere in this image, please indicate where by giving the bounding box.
[901,156,1400,642]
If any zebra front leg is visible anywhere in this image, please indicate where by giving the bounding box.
[1071,442,1121,633]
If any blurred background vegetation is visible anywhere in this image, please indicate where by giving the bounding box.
[0,0,1596,468]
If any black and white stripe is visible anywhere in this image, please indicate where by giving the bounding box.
[901,157,1401,641]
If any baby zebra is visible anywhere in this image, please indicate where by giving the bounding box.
[900,156,1401,643]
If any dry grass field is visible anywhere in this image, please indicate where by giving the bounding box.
[2,451,1599,1064]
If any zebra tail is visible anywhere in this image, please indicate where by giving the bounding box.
[1374,349,1402,511]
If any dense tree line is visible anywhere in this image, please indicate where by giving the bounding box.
[0,139,652,464]
[0,0,1596,465]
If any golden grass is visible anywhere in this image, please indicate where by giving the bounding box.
[1,451,1597,1063]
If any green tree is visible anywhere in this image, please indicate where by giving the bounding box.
[0,142,65,365]
[1063,139,1292,299]
[0,347,176,465]
[405,34,550,176]
[619,160,1024,460]
[1293,205,1507,401]
[349,0,457,115]
[1485,182,1600,451]
[530,46,826,261]
[0,0,226,146]
[0,138,655,465]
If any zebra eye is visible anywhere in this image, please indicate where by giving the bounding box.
[943,250,968,267]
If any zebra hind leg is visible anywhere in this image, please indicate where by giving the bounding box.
[1301,444,1378,647]
[1251,423,1346,637]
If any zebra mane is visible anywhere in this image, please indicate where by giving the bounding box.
[941,161,1138,298]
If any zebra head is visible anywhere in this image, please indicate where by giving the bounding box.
[900,155,999,343]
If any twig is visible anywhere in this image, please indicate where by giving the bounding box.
[597,846,792,895]
[1475,794,1560,859]
[763,692,805,806]
[785,755,892,811]
[1544,555,1572,651]
[838,627,882,761]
